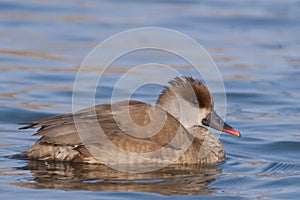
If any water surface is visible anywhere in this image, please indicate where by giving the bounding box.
[0,0,300,199]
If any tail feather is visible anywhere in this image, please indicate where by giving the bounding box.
[18,122,38,130]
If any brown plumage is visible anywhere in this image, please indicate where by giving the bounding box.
[157,77,213,109]
[19,76,240,165]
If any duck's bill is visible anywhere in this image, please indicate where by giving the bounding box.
[202,110,241,138]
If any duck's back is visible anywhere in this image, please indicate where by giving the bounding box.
[20,100,214,164]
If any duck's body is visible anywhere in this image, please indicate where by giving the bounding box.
[20,77,240,164]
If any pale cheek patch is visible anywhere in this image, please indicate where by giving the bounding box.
[177,99,209,129]
[198,108,210,125]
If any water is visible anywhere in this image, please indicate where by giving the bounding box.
[1,0,300,199]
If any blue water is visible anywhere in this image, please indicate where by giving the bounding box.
[1,0,300,199]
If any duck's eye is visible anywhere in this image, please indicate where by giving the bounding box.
[193,99,198,105]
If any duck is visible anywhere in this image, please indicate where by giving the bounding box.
[19,76,240,165]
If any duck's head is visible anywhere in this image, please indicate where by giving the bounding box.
[156,76,241,137]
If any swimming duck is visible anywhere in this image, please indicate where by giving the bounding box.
[19,77,240,165]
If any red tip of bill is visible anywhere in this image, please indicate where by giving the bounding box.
[223,128,241,138]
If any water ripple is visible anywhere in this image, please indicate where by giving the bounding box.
[260,161,300,176]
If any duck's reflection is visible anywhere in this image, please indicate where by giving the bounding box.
[12,160,222,196]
